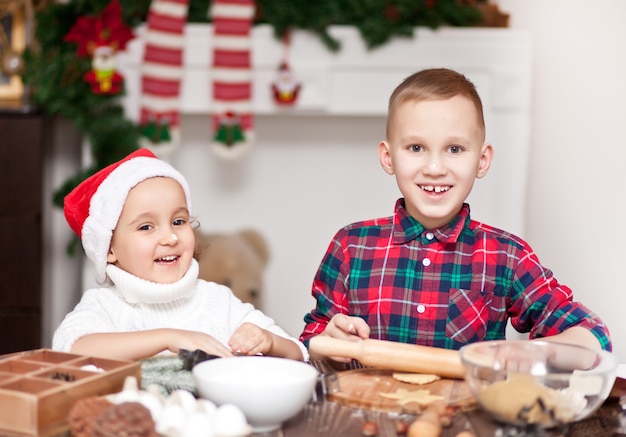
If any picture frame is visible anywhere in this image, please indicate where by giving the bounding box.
[0,8,25,100]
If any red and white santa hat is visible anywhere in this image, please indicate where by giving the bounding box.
[64,148,193,284]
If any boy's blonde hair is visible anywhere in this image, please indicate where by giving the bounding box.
[386,68,485,139]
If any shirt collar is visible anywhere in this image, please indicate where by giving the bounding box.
[392,199,470,245]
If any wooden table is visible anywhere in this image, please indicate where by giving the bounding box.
[4,356,621,437]
[265,398,624,437]
[255,365,626,437]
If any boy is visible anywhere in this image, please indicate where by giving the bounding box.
[54,148,306,361]
[300,68,610,359]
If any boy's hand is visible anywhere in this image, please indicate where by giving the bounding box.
[325,314,370,340]
[228,322,273,356]
[317,314,370,363]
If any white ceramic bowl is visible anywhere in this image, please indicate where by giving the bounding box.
[459,340,618,428]
[192,356,319,432]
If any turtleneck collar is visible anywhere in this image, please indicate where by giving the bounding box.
[105,258,199,305]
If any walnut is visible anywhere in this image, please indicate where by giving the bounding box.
[92,402,157,437]
[68,396,113,437]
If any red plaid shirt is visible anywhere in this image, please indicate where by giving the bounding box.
[300,199,611,351]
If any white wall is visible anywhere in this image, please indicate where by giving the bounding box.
[174,115,397,337]
[41,118,83,347]
[497,0,626,360]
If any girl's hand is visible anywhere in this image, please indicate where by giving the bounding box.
[70,329,234,361]
[228,322,273,356]
[166,329,234,357]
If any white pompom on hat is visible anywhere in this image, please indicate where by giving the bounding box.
[64,148,193,284]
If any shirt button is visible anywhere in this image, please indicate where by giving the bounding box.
[416,304,426,313]
[426,232,434,240]
[422,258,431,267]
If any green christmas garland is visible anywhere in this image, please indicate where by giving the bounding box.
[22,0,483,209]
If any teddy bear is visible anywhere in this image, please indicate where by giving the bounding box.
[194,228,269,309]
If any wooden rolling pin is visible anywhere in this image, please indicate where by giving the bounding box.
[309,336,465,379]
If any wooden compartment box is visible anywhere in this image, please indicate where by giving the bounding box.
[0,349,141,436]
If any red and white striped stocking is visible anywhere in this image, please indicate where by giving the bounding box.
[210,0,256,159]
[138,0,189,157]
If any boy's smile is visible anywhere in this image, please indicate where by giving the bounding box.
[379,95,493,229]
[420,184,451,194]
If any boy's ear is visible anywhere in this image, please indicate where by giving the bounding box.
[476,143,494,179]
[106,249,117,264]
[378,141,395,175]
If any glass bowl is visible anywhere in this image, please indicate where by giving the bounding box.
[459,340,618,428]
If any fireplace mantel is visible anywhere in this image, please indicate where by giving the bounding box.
[117,24,531,118]
[116,23,532,237]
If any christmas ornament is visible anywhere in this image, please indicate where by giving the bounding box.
[84,45,123,95]
[0,49,24,75]
[210,0,256,160]
[271,30,300,106]
[64,0,134,95]
[213,111,245,146]
[138,0,190,157]
[0,14,23,76]
[140,119,172,143]
[272,62,300,106]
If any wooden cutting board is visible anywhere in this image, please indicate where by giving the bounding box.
[327,368,475,415]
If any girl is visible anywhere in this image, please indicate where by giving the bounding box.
[54,148,306,361]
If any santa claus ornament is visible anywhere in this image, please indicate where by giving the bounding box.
[271,31,300,106]
[272,62,300,106]
[64,0,134,95]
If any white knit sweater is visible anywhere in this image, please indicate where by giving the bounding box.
[52,259,308,360]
